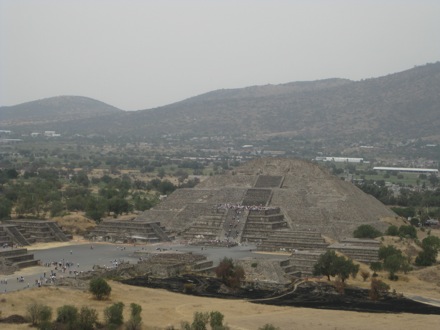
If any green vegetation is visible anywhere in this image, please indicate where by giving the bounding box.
[89,277,112,300]
[415,236,440,266]
[125,303,143,330]
[26,302,52,327]
[353,224,382,239]
[378,245,411,280]
[180,310,229,330]
[104,302,125,329]
[313,250,359,282]
[56,305,78,330]
[78,306,98,330]
[214,258,245,289]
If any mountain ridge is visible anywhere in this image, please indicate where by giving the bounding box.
[1,62,439,142]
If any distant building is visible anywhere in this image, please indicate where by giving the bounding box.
[44,131,61,137]
[373,167,439,175]
[315,156,364,163]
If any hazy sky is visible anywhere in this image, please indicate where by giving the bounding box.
[1,0,439,110]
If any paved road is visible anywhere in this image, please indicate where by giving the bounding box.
[0,241,270,293]
[405,294,440,307]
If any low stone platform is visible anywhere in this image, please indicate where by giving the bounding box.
[0,248,40,274]
[2,220,70,245]
[328,238,380,264]
[87,219,171,243]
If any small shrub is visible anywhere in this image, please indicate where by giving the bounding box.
[360,270,370,282]
[191,311,209,330]
[27,302,52,326]
[125,303,142,330]
[385,225,398,236]
[89,277,111,300]
[369,278,390,301]
[210,310,225,329]
[353,224,382,239]
[104,302,124,328]
[56,305,78,330]
[251,262,258,268]
[78,306,98,330]
[259,324,280,330]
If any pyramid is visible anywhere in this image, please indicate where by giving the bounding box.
[135,158,394,248]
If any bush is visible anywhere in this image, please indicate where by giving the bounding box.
[385,225,399,236]
[409,218,421,227]
[370,262,382,276]
[210,311,225,329]
[78,306,98,330]
[415,236,440,266]
[353,224,382,239]
[191,311,209,330]
[56,305,78,330]
[369,278,390,301]
[398,225,417,239]
[360,270,370,281]
[89,277,111,300]
[125,303,142,330]
[27,302,52,326]
[259,324,280,330]
[104,302,124,328]
[215,258,245,289]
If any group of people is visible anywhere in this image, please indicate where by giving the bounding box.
[216,203,277,212]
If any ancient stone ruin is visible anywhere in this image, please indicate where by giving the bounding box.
[90,158,395,273]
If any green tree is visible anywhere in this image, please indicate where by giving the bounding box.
[335,257,359,282]
[385,225,399,236]
[415,236,440,266]
[78,306,98,330]
[379,246,410,280]
[353,224,382,239]
[27,302,52,327]
[191,311,209,330]
[313,250,339,280]
[56,305,78,330]
[398,225,417,239]
[370,262,382,276]
[85,196,107,222]
[383,254,405,280]
[125,303,142,330]
[89,277,111,300]
[209,310,225,330]
[104,302,125,328]
[313,250,359,282]
[0,197,12,220]
[50,200,65,217]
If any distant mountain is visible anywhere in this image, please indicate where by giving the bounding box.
[1,62,439,143]
[0,96,123,126]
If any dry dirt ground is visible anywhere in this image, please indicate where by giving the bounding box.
[1,279,439,330]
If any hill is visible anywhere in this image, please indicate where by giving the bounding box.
[1,62,439,143]
[0,95,123,127]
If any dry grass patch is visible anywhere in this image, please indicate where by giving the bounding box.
[1,280,440,330]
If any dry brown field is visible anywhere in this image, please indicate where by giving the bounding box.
[1,278,440,330]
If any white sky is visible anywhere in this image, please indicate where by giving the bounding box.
[1,0,439,110]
